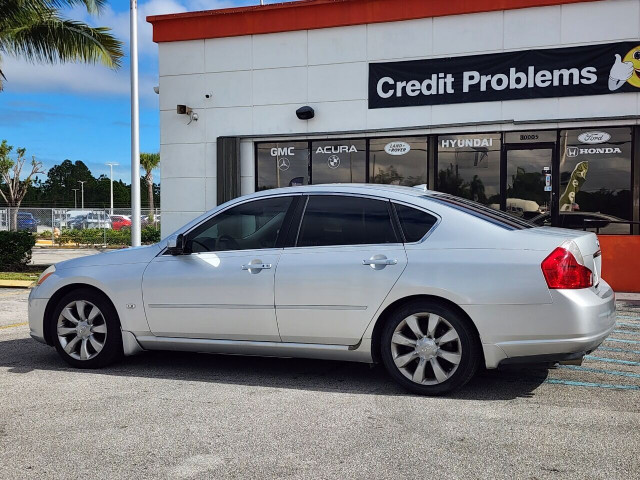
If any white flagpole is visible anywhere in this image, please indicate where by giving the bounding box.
[130,0,141,246]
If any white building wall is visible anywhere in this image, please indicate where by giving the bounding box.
[158,0,640,235]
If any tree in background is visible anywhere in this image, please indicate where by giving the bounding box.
[140,153,160,220]
[0,139,44,230]
[0,0,123,90]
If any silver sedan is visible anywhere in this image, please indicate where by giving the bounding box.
[28,184,616,395]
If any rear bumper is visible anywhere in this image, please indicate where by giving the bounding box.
[464,280,616,368]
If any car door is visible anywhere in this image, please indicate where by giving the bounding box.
[142,195,296,340]
[274,194,408,345]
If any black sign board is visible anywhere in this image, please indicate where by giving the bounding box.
[368,41,640,109]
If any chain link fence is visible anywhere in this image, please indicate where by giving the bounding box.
[0,207,161,247]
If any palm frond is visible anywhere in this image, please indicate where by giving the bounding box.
[1,14,123,68]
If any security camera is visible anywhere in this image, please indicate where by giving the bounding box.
[205,93,212,99]
[296,106,314,120]
[153,86,159,94]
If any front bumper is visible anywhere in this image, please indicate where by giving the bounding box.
[28,287,48,344]
[464,279,616,369]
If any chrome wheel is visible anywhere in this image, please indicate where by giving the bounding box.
[56,300,107,361]
[390,312,462,385]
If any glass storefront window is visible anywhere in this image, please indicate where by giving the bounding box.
[369,137,428,186]
[311,140,366,184]
[559,127,632,233]
[256,142,309,191]
[436,133,501,206]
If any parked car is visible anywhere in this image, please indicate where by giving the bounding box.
[28,185,614,395]
[17,212,38,232]
[110,215,132,231]
[67,211,112,230]
[531,211,631,235]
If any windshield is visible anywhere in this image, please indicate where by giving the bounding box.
[425,193,536,230]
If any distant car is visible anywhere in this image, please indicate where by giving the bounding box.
[29,184,615,395]
[67,212,112,230]
[531,211,631,235]
[17,212,38,232]
[110,215,131,231]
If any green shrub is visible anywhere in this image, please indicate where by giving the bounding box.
[55,227,161,246]
[37,230,52,239]
[0,230,36,271]
[142,226,161,244]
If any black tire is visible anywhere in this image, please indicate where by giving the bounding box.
[380,300,481,395]
[51,288,123,369]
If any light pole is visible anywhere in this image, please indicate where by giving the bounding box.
[130,0,141,246]
[72,189,79,208]
[78,181,86,209]
[106,162,119,216]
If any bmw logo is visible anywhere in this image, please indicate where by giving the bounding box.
[327,155,340,169]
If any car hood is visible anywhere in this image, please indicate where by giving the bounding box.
[55,244,162,270]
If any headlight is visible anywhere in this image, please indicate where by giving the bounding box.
[37,265,56,285]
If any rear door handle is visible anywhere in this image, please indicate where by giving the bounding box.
[362,255,397,270]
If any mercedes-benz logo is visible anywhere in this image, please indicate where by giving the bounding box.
[278,158,290,171]
[327,155,340,169]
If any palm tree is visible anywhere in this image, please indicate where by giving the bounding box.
[0,0,123,89]
[140,152,159,221]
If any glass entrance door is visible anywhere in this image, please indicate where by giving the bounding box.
[505,147,554,220]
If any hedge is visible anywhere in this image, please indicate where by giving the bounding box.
[54,226,161,247]
[0,230,36,271]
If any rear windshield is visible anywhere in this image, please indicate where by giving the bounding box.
[425,193,535,230]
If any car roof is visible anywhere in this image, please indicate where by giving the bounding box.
[248,183,430,201]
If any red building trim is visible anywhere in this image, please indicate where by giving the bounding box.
[148,0,598,43]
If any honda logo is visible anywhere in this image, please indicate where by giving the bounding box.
[566,146,579,157]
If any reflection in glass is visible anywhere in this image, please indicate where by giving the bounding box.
[369,137,427,186]
[559,127,632,234]
[256,142,309,191]
[311,140,366,184]
[506,149,552,218]
[436,134,500,205]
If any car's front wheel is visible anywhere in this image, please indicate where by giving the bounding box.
[51,289,123,368]
[380,300,480,395]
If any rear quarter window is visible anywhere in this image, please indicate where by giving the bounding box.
[393,204,438,242]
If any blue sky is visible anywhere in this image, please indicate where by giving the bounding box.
[0,0,273,183]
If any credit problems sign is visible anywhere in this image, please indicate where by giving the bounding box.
[368,41,640,109]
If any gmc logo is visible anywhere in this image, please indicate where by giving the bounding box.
[270,147,295,157]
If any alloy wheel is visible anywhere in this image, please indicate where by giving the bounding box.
[390,312,462,385]
[56,300,108,361]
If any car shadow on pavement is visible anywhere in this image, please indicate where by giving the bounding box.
[0,337,547,400]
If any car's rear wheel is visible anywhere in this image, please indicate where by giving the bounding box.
[380,300,480,395]
[51,289,123,368]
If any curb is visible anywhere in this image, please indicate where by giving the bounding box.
[0,280,33,288]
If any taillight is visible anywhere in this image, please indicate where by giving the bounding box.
[541,246,593,289]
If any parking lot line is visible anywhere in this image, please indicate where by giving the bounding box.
[586,355,640,366]
[606,338,640,345]
[559,364,640,379]
[598,346,640,355]
[0,322,28,330]
[544,378,640,390]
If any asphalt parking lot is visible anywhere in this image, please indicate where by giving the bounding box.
[0,289,638,479]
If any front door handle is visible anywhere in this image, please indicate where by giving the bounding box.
[241,259,272,274]
[362,255,397,270]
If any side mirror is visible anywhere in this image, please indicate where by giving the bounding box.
[166,233,186,255]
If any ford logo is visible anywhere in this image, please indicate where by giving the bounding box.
[384,141,411,155]
[577,131,611,144]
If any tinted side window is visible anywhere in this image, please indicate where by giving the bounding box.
[394,204,437,242]
[187,196,293,253]
[297,196,397,247]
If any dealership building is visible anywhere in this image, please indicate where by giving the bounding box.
[149,0,640,290]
